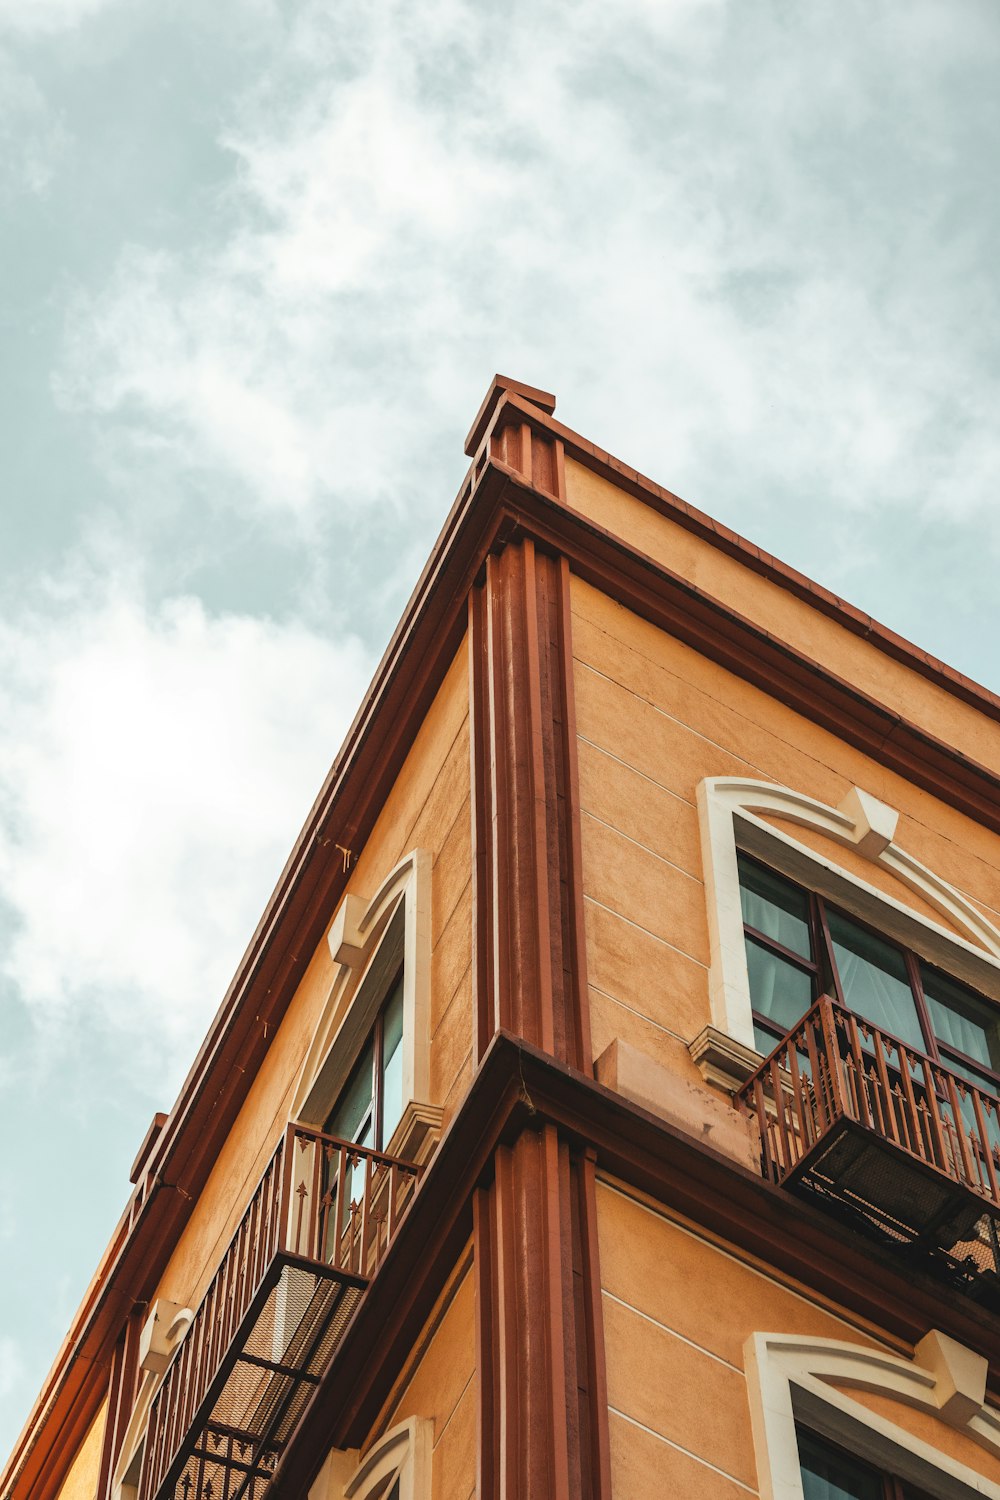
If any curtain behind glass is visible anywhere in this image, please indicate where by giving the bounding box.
[326,1037,376,1146]
[922,966,1000,1073]
[738,857,812,957]
[826,911,924,1049]
[745,938,813,1033]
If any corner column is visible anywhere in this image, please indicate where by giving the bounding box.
[469,531,610,1498]
[469,536,590,1070]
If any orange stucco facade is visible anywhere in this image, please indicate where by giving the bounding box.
[10,375,1000,1500]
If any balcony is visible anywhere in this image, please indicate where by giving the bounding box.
[138,1125,419,1500]
[738,995,1000,1300]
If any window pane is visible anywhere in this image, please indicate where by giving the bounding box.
[827,910,924,1049]
[922,966,1000,1074]
[745,935,814,1033]
[797,1429,883,1500]
[753,1021,784,1056]
[380,977,405,1148]
[738,857,812,958]
[326,1035,375,1143]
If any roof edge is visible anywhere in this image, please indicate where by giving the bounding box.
[495,387,1000,727]
[10,375,1000,1500]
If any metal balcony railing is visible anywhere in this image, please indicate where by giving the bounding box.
[738,995,1000,1293]
[139,1124,419,1500]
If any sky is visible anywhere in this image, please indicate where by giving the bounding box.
[2,0,1000,1461]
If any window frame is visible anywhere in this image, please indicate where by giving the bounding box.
[291,848,439,1161]
[696,777,1000,1076]
[340,1416,432,1500]
[324,966,405,1154]
[744,1330,1000,1500]
[740,850,1000,1097]
[796,1423,937,1500]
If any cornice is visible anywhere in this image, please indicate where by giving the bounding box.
[10,379,1000,1500]
[496,387,1000,727]
[273,1030,1000,1497]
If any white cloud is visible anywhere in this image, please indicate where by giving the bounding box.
[0,49,68,196]
[0,584,372,1088]
[52,0,1000,543]
[0,0,116,35]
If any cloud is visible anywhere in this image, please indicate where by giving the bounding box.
[0,583,372,1089]
[0,49,68,196]
[0,0,117,35]
[51,0,1000,550]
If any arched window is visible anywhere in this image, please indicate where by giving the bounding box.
[693,777,1000,1089]
[744,1330,1000,1500]
[293,849,442,1167]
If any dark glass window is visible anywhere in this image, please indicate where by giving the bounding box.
[796,1427,935,1500]
[322,974,405,1262]
[797,1429,882,1500]
[324,973,405,1153]
[826,910,923,1050]
[738,855,1000,1099]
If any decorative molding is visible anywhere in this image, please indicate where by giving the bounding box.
[272,1031,1000,1498]
[292,848,432,1127]
[469,540,590,1071]
[387,1101,444,1170]
[697,775,1000,1051]
[23,380,1000,1500]
[474,1128,611,1500]
[745,1331,1000,1500]
[343,1417,431,1500]
[109,1308,194,1500]
[687,1024,762,1092]
[137,1300,190,1377]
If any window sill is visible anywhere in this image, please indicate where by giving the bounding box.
[687,1023,762,1093]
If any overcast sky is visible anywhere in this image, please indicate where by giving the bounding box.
[3,0,1000,1460]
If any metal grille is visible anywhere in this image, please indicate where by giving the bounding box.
[140,1125,418,1500]
[738,995,1000,1297]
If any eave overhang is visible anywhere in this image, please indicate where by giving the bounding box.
[270,1029,1000,1499]
[9,377,1000,1500]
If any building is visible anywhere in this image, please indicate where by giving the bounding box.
[6,374,1000,1500]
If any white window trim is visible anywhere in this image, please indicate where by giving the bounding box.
[316,1419,433,1500]
[110,1304,194,1500]
[745,1330,1000,1500]
[697,776,1000,1055]
[342,1418,432,1500]
[292,848,439,1157]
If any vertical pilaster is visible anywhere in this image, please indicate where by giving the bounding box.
[469,522,608,1497]
[97,1308,142,1500]
[474,1130,611,1500]
[469,537,590,1071]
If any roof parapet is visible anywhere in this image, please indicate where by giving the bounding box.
[463,374,556,457]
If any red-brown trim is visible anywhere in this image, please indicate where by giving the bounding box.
[96,1309,141,1500]
[475,1127,574,1500]
[469,582,495,1065]
[464,375,556,457]
[490,473,1000,838]
[129,1114,168,1186]
[14,377,1000,1500]
[472,1186,498,1497]
[556,553,592,1072]
[495,388,1000,727]
[469,538,592,1070]
[271,1029,1000,1499]
[576,1149,612,1499]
